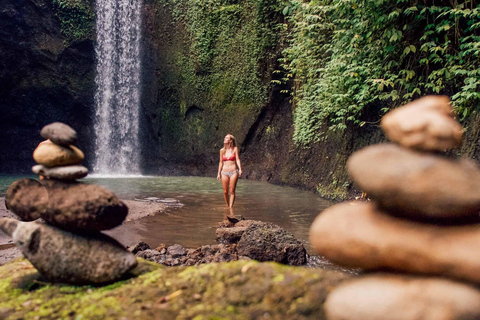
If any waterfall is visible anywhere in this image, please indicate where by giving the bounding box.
[93,0,143,175]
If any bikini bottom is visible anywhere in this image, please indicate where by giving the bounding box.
[221,170,238,178]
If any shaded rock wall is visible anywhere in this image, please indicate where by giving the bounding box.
[0,0,95,173]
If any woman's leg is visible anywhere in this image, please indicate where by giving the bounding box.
[228,172,238,208]
[221,173,230,206]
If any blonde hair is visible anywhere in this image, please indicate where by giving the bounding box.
[224,134,237,148]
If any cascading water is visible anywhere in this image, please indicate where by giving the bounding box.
[93,0,143,175]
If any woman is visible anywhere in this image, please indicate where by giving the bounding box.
[217,134,243,208]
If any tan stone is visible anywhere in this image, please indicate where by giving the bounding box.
[309,202,480,284]
[347,143,480,220]
[326,274,480,320]
[33,140,84,167]
[381,95,463,151]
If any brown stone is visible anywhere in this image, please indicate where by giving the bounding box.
[5,178,48,221]
[381,95,463,151]
[309,202,480,284]
[40,122,77,146]
[33,140,84,167]
[347,143,480,220]
[0,218,137,285]
[326,274,480,320]
[40,179,128,231]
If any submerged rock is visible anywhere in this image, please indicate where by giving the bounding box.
[0,218,137,284]
[40,122,77,146]
[33,140,84,167]
[237,222,306,265]
[40,179,128,231]
[310,202,480,284]
[5,178,48,221]
[347,143,480,220]
[326,274,480,320]
[32,164,88,180]
[381,95,462,151]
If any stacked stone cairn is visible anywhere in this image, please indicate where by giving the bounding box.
[0,122,137,285]
[309,96,480,320]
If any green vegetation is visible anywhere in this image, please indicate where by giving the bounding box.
[51,0,94,43]
[281,0,480,146]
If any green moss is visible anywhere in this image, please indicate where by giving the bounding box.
[51,0,94,44]
[0,258,349,319]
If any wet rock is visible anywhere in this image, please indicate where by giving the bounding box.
[135,249,162,261]
[167,244,186,257]
[5,178,47,221]
[381,95,462,151]
[237,222,306,265]
[40,179,128,231]
[310,201,480,284]
[32,164,88,180]
[40,122,77,146]
[347,143,480,220]
[33,140,84,167]
[216,226,249,243]
[0,218,137,285]
[326,274,480,320]
[129,241,151,254]
[185,244,238,265]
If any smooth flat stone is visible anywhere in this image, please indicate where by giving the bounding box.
[381,95,463,151]
[326,274,480,320]
[40,122,77,146]
[32,164,88,180]
[347,143,480,220]
[0,218,137,285]
[40,180,128,231]
[33,140,84,167]
[309,202,480,284]
[5,178,47,221]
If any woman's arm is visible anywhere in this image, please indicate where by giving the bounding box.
[235,147,242,177]
[217,149,224,181]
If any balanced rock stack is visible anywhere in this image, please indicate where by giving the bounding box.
[0,122,137,285]
[310,96,480,320]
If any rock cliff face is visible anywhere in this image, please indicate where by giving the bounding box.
[0,0,95,173]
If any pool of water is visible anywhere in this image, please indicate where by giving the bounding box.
[0,175,332,252]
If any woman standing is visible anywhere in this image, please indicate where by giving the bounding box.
[217,134,243,208]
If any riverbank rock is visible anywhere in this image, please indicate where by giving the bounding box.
[40,179,128,231]
[237,222,306,265]
[0,259,349,319]
[33,140,84,167]
[325,274,480,320]
[32,164,88,180]
[310,201,480,284]
[40,122,78,146]
[5,178,48,221]
[0,218,137,285]
[381,95,462,151]
[347,143,480,220]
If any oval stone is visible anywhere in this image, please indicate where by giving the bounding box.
[381,95,463,151]
[40,180,128,231]
[5,178,48,221]
[326,274,480,320]
[33,140,84,167]
[347,143,480,220]
[310,202,480,284]
[32,164,88,180]
[40,122,77,146]
[0,218,137,285]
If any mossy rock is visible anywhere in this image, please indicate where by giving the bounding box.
[0,258,349,319]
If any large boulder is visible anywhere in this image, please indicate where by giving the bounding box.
[0,218,137,285]
[325,274,480,320]
[347,143,480,221]
[5,178,48,221]
[40,180,128,231]
[310,202,480,284]
[237,222,306,265]
[381,95,463,151]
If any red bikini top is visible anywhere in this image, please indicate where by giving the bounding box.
[222,153,236,161]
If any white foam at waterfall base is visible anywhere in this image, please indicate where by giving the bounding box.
[92,0,143,175]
